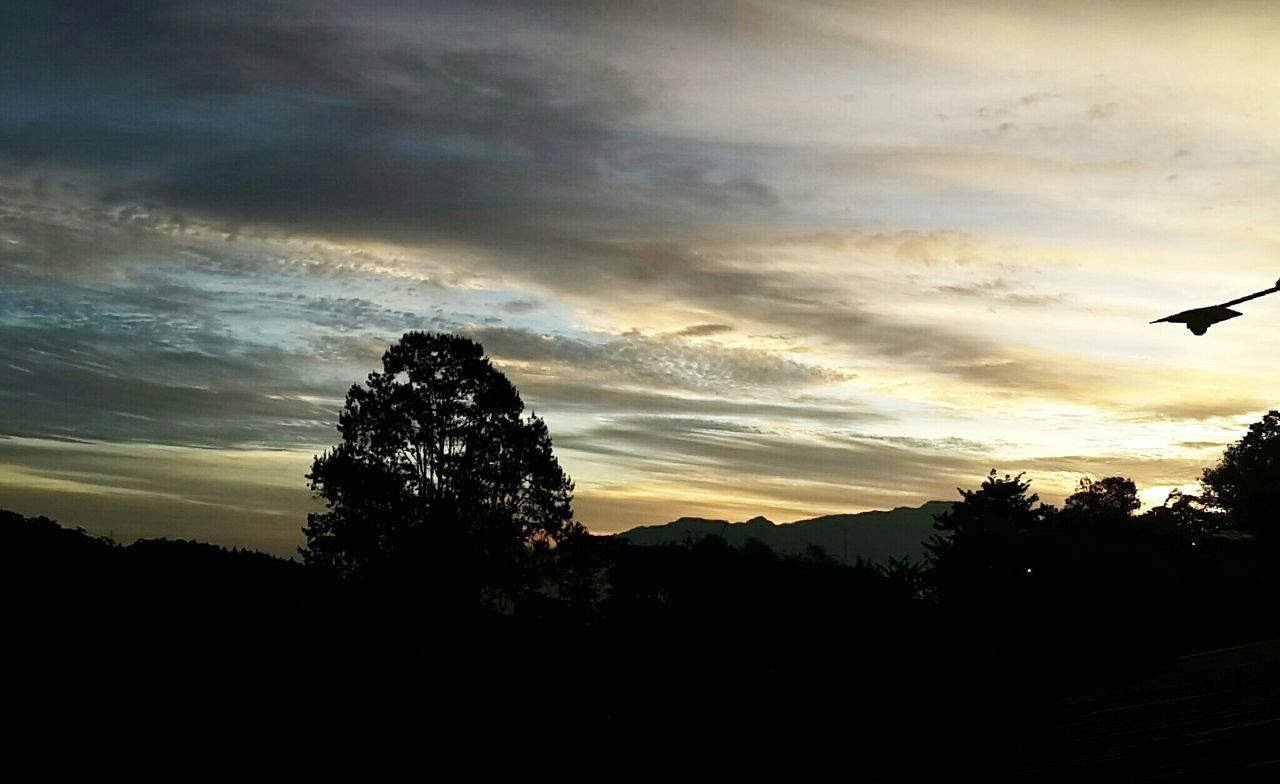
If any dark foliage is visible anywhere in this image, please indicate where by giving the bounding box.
[1143,486,1222,538]
[1201,409,1280,541]
[925,469,1052,606]
[923,464,1280,661]
[1,508,325,635]
[1064,475,1140,517]
[301,331,582,610]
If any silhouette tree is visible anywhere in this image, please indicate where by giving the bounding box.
[1201,409,1280,540]
[926,470,1053,602]
[1141,488,1220,538]
[301,332,582,609]
[1063,476,1140,518]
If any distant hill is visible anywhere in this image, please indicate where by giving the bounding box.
[616,500,952,563]
[0,507,316,608]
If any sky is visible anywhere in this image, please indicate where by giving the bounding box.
[3,1,1280,555]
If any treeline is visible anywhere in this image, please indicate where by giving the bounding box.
[541,413,1280,655]
[1,509,335,640]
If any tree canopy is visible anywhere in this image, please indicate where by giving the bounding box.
[301,332,581,607]
[1063,476,1140,518]
[926,470,1053,602]
[1201,409,1280,540]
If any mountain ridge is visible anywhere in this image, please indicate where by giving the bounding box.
[616,500,953,564]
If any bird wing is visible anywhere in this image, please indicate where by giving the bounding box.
[1152,306,1242,325]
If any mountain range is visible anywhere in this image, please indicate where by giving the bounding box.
[615,500,953,564]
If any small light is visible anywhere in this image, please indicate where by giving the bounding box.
[1191,541,1198,547]
[1026,568,1032,574]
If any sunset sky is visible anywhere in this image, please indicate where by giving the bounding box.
[4,1,1280,555]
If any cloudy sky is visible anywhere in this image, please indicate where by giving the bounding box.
[4,1,1280,554]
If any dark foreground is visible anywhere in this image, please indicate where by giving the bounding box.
[1021,638,1280,778]
[7,508,1280,777]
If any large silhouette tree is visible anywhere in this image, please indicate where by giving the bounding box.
[926,470,1052,604]
[1201,409,1280,541]
[301,332,581,607]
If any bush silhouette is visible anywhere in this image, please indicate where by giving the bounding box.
[301,332,582,610]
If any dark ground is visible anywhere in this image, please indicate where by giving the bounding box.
[7,508,1280,777]
[1019,638,1280,778]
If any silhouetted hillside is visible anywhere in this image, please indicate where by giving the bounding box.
[616,500,950,563]
[1,508,320,614]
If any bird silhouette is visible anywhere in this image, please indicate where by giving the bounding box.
[1152,278,1280,335]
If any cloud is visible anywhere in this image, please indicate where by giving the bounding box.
[1088,102,1118,119]
[0,437,313,555]
[1014,452,1218,503]
[0,323,341,449]
[0,6,1144,409]
[499,299,542,315]
[557,415,990,529]
[514,376,882,426]
[506,238,1048,393]
[1122,399,1273,423]
[2,3,773,249]
[673,323,734,338]
[468,325,849,391]
[0,185,867,451]
[933,278,1066,306]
